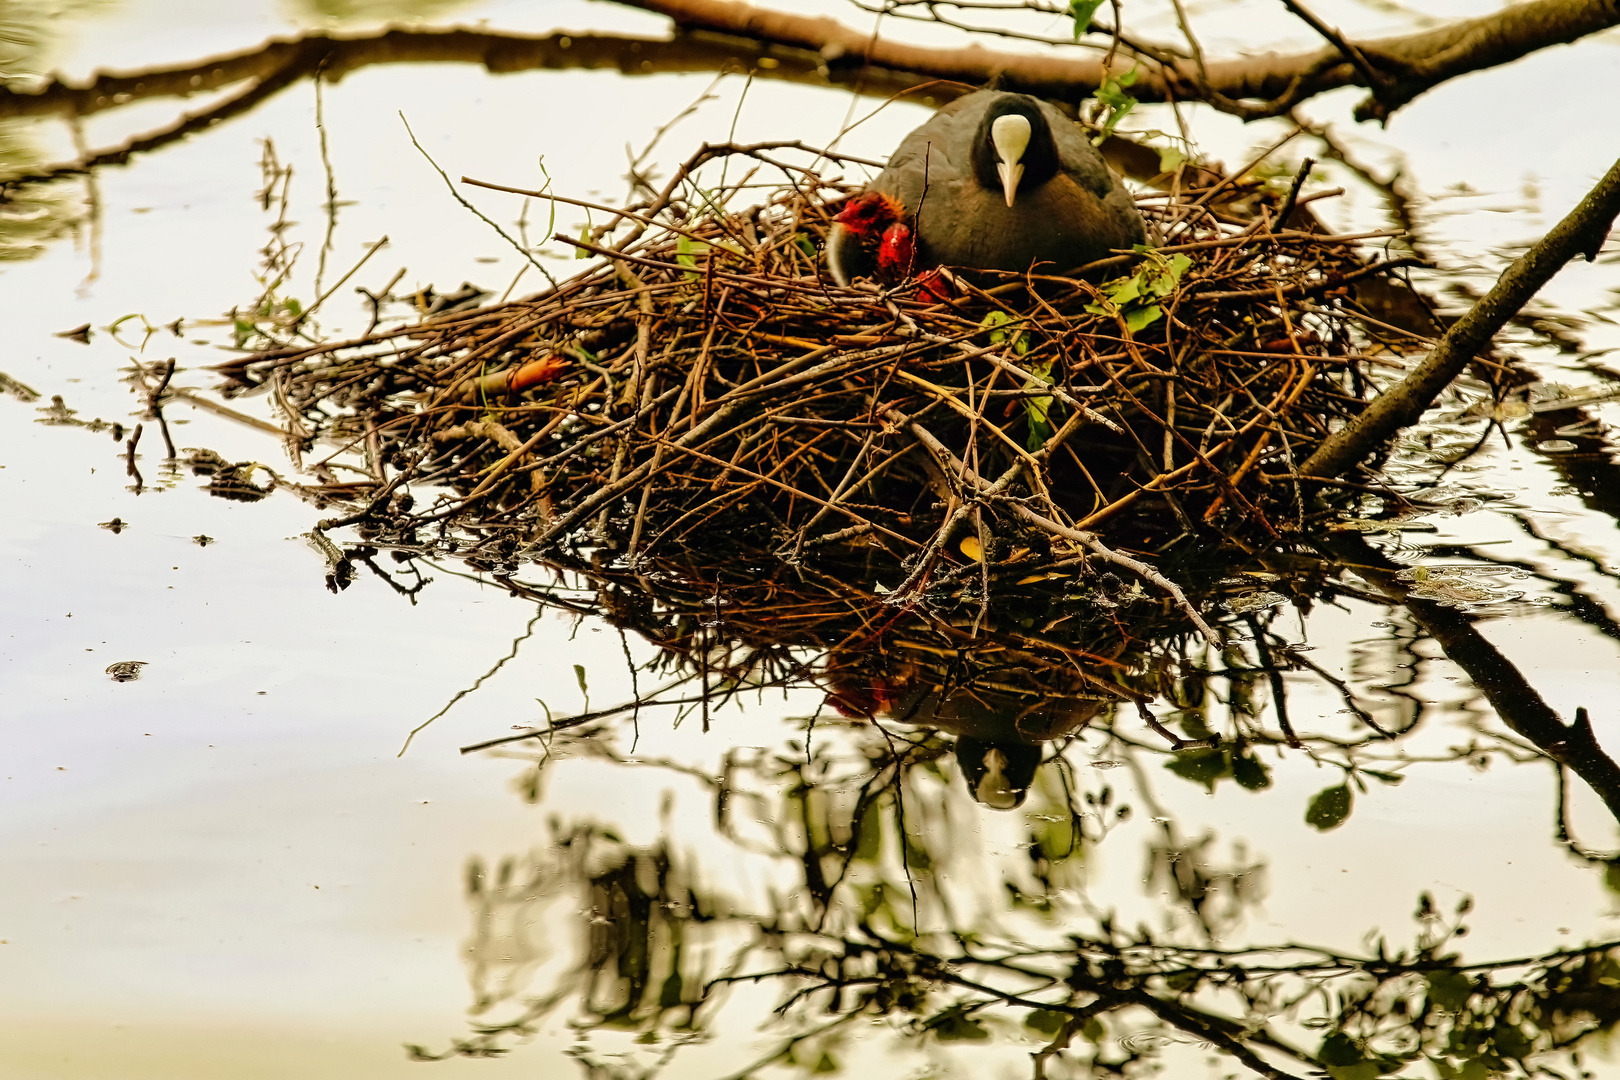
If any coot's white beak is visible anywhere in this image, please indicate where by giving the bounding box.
[991,114,1031,208]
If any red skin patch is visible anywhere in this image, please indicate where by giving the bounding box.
[833,192,947,300]
[832,192,905,237]
[877,222,915,278]
[825,675,897,718]
[916,269,953,304]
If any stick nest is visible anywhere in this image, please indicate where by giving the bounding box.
[216,145,1417,624]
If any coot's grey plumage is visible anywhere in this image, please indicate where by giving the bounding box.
[829,90,1145,285]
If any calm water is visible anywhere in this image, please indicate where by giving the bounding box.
[5,1,1620,1077]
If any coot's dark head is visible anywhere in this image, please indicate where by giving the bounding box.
[955,736,1043,810]
[969,93,1059,207]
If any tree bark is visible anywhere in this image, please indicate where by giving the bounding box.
[2,0,1615,130]
[613,0,1620,120]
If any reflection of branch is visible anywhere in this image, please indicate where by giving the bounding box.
[1326,533,1620,825]
[0,27,913,127]
[398,606,544,756]
[4,56,308,186]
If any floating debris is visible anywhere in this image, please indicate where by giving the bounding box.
[105,660,148,682]
[1223,589,1288,614]
[0,371,40,402]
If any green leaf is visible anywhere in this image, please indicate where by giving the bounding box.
[794,232,817,258]
[980,309,1029,353]
[1124,303,1163,333]
[1023,359,1054,451]
[676,234,707,280]
[1093,66,1140,142]
[1102,276,1142,306]
[573,663,590,711]
[1067,0,1105,37]
[1026,403,1053,452]
[575,222,592,259]
[1156,145,1188,172]
[1305,784,1354,831]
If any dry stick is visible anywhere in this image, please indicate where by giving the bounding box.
[655,440,921,548]
[1164,126,1304,236]
[1302,155,1620,478]
[143,359,180,458]
[400,114,560,290]
[1194,254,1424,301]
[788,431,878,558]
[296,234,389,325]
[1277,0,1393,93]
[168,387,293,437]
[1272,156,1316,231]
[462,176,747,255]
[891,407,1216,643]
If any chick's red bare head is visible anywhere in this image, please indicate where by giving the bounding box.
[832,192,905,236]
[877,222,915,278]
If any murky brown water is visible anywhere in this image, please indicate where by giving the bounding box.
[6,2,1620,1077]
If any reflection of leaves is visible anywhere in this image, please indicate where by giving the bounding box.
[1426,969,1473,1011]
[1320,1032,1379,1080]
[1025,1008,1068,1035]
[1230,751,1272,790]
[1165,744,1271,793]
[1306,783,1354,831]
[438,725,1620,1079]
[1167,746,1227,790]
[926,1003,990,1041]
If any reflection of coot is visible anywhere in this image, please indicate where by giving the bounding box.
[954,737,1044,810]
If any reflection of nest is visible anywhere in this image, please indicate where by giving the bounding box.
[218,146,1412,569]
[462,535,1336,771]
